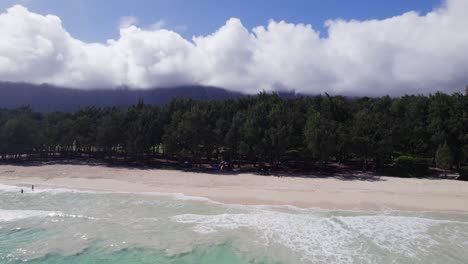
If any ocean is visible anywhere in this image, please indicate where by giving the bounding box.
[0,184,467,264]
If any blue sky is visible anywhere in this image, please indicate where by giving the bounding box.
[0,0,442,42]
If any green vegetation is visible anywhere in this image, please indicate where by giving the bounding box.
[0,91,466,177]
[391,155,429,178]
[436,142,454,177]
[459,166,468,181]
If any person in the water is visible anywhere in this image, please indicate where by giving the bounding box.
[21,188,23,194]
[32,185,34,191]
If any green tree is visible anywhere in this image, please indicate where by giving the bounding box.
[436,142,454,177]
[71,107,101,153]
[351,108,373,172]
[125,102,163,159]
[163,105,211,164]
[0,90,466,174]
[96,107,125,159]
[225,111,245,162]
[0,115,38,159]
[304,111,337,169]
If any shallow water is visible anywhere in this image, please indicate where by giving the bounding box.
[0,184,467,264]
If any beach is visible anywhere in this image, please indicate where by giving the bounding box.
[2,164,468,263]
[1,164,467,212]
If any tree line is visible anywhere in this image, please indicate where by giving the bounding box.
[0,91,467,178]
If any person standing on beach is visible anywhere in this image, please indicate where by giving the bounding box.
[32,185,34,191]
[21,188,23,194]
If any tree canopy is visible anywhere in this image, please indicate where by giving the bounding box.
[0,91,466,177]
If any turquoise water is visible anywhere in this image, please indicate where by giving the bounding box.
[1,184,467,264]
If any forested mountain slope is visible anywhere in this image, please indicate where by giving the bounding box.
[0,82,245,112]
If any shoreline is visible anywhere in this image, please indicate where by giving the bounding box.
[1,164,468,213]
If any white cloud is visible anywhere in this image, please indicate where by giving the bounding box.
[0,1,467,95]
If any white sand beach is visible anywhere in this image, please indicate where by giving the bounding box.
[1,164,467,212]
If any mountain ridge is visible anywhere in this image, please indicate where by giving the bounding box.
[0,82,248,112]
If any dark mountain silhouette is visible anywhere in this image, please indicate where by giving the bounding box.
[0,82,246,112]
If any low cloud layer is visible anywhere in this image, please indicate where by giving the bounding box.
[0,0,467,96]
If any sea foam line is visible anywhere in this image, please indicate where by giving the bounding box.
[0,209,55,222]
[173,209,468,263]
[0,183,98,194]
[0,183,221,204]
[0,209,98,222]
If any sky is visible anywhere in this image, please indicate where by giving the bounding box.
[0,0,442,42]
[0,0,467,96]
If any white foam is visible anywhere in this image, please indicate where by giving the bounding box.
[173,209,467,263]
[0,183,105,195]
[335,215,443,258]
[0,209,56,222]
[0,184,21,193]
[140,191,220,203]
[33,188,96,194]
[0,209,98,222]
[174,211,361,263]
[0,183,219,204]
[46,212,99,220]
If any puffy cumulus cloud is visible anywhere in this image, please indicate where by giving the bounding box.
[0,1,468,95]
[0,5,70,84]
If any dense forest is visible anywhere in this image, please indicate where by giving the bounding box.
[0,91,467,179]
